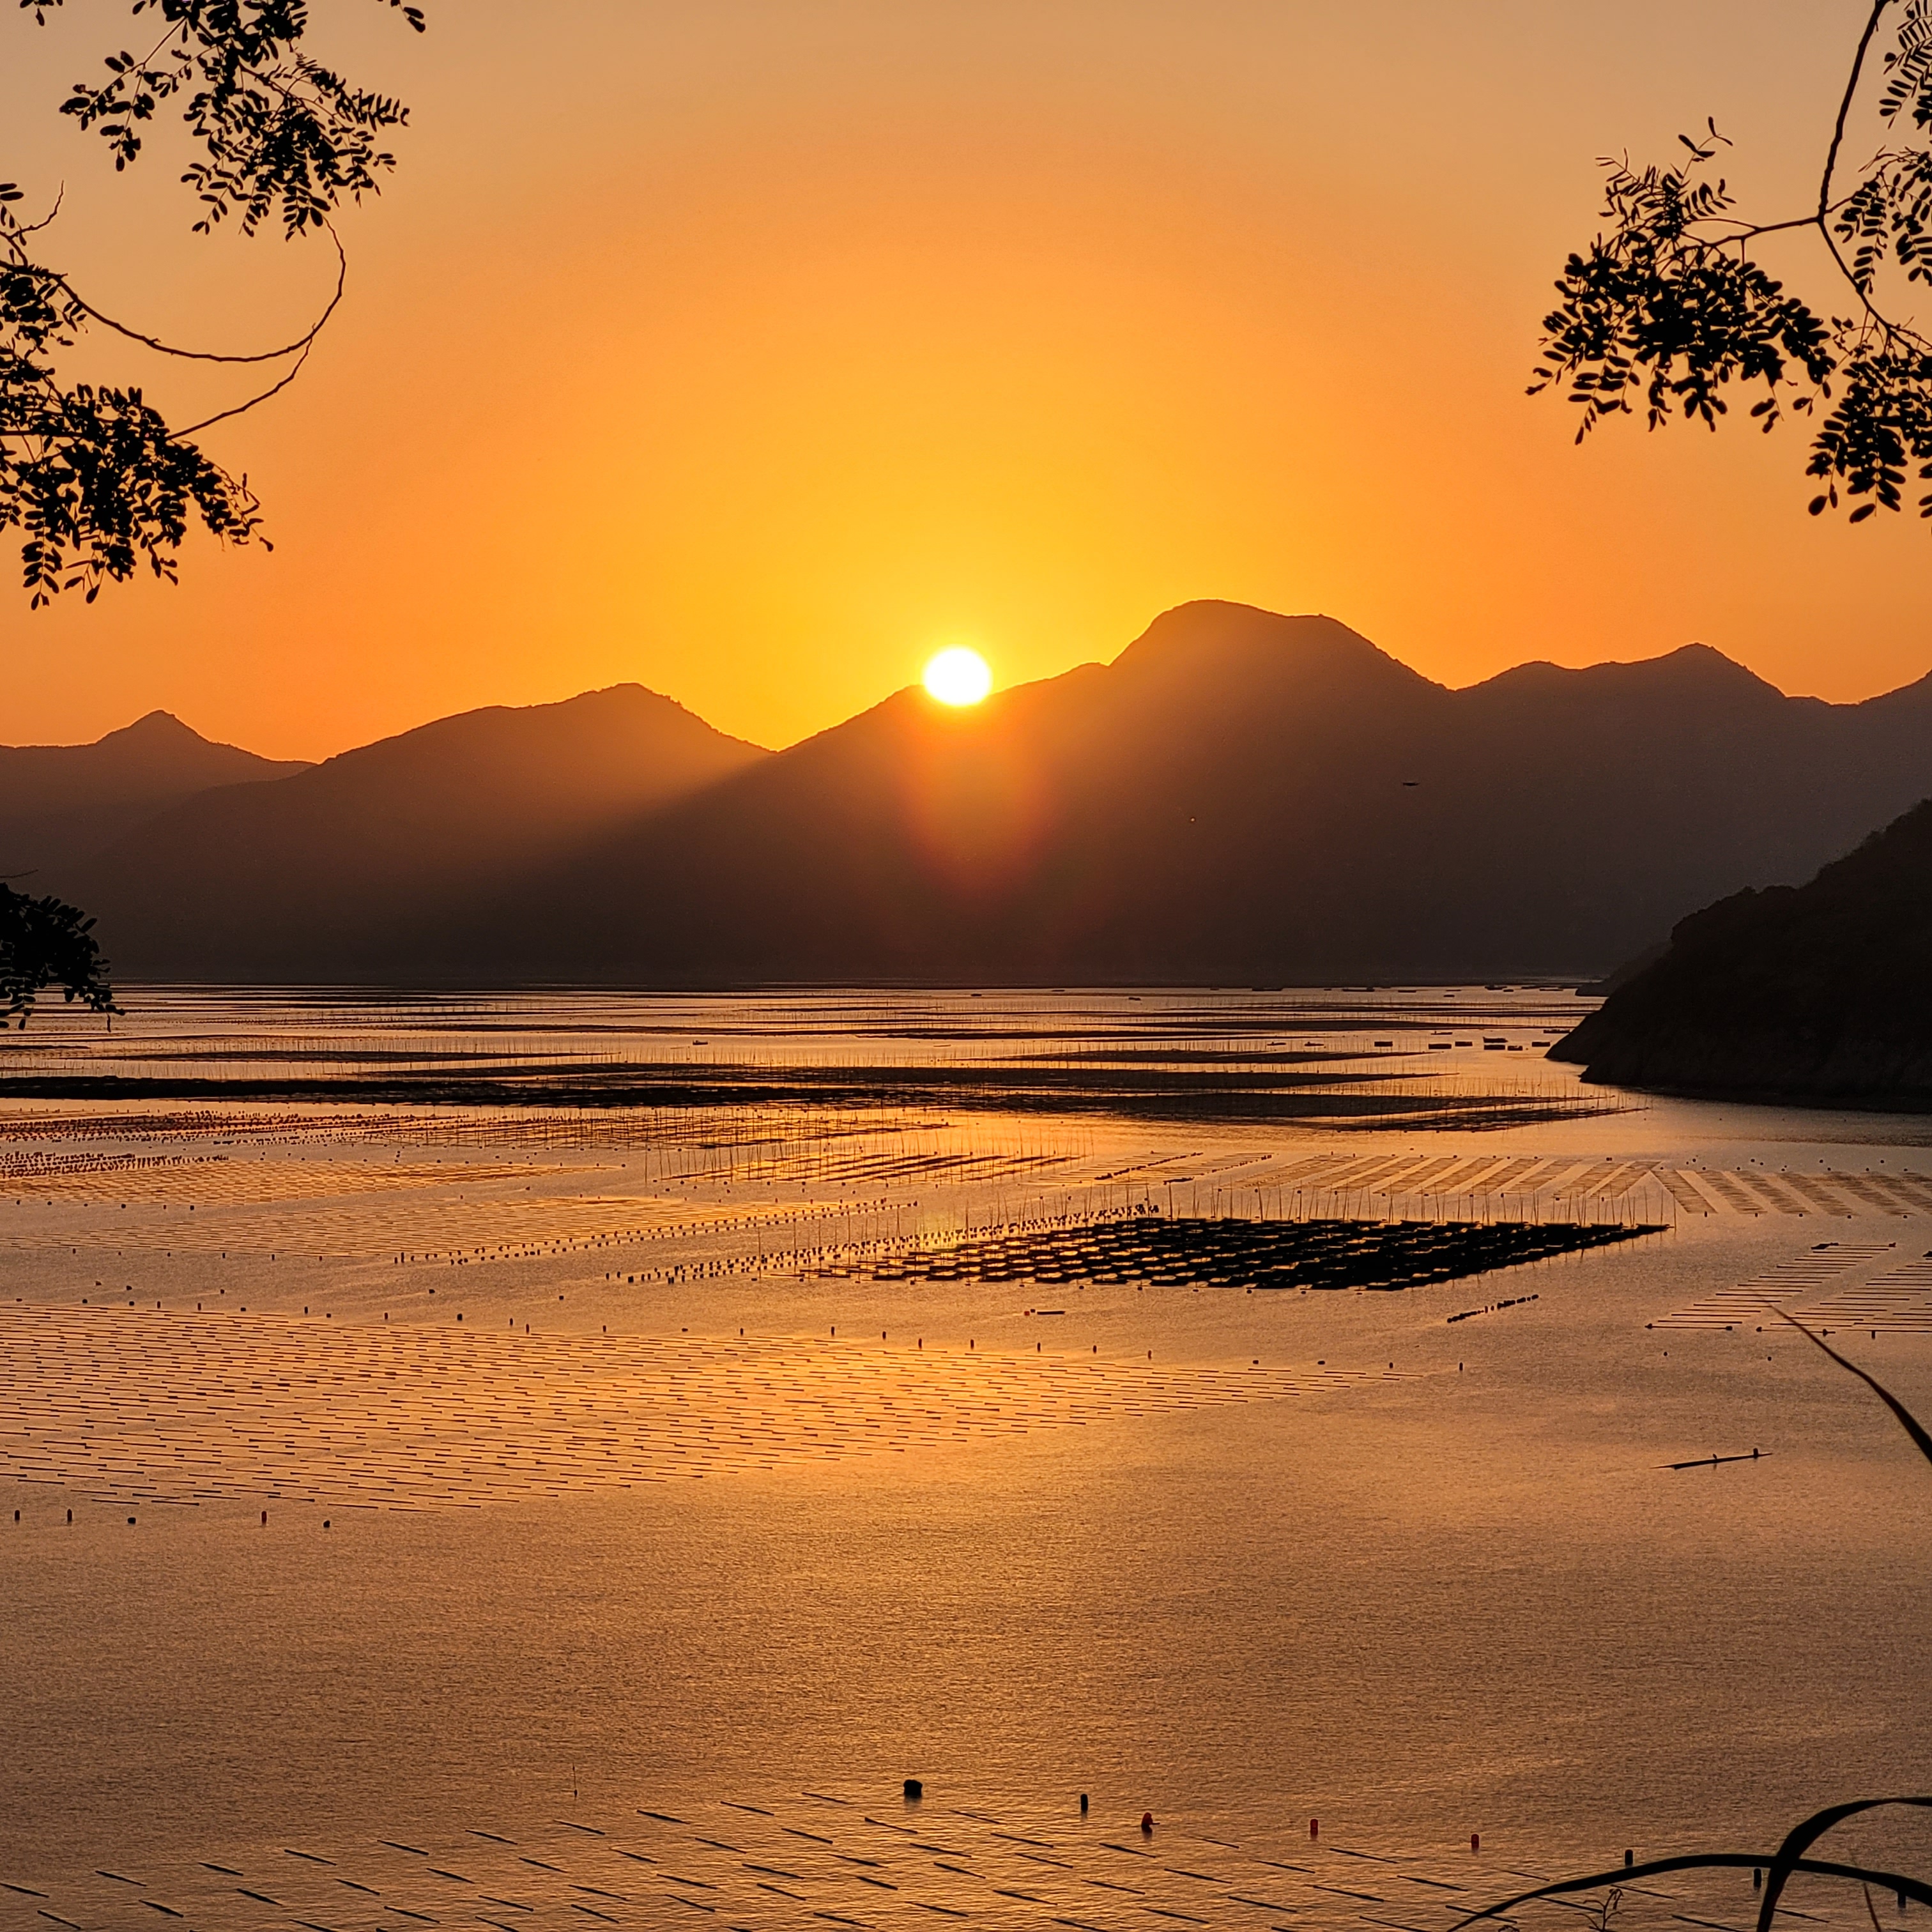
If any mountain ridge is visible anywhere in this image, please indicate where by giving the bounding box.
[23,602,1932,987]
[456,603,1932,988]
[1460,641,1807,707]
[58,684,767,981]
[0,710,310,880]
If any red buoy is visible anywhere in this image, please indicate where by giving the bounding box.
[1140,1813,1154,1836]
[1471,1833,1481,1853]
[1310,1818,1319,1839]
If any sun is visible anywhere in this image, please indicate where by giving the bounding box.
[923,646,992,707]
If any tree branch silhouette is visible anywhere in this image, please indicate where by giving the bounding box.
[2,1,424,606]
[0,882,118,1025]
[1537,0,1932,524]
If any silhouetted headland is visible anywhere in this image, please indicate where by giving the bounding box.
[1551,795,1932,1106]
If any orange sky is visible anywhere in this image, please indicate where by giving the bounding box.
[1,2,1921,760]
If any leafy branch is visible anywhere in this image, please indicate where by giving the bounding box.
[1536,0,1932,523]
[2,0,425,604]
[45,0,425,237]
[0,882,118,1025]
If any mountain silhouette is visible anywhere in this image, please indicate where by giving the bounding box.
[58,686,765,979]
[480,604,1932,985]
[1551,796,1932,1103]
[51,602,1932,984]
[0,711,309,884]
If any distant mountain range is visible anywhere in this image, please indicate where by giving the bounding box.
[0,711,307,884]
[17,601,1932,985]
[50,688,764,980]
[1551,797,1932,1104]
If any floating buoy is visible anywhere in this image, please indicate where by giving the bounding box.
[904,1778,923,1801]
[1080,1793,1089,1814]
[1141,1813,1154,1836]
[1471,1833,1480,1853]
[1310,1818,1319,1839]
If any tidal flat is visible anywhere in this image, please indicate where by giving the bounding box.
[1,990,1928,1932]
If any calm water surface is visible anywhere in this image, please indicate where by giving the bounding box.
[1,990,1927,1898]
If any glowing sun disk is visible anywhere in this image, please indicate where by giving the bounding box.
[923,647,992,706]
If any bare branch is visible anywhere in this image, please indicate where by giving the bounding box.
[2,222,346,366]
[180,337,314,434]
[1825,3,1899,220]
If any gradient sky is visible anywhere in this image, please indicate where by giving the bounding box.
[0,2,1921,759]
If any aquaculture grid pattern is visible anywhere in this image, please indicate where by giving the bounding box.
[0,1788,1894,1932]
[0,1310,1422,1509]
[1653,1244,1932,1333]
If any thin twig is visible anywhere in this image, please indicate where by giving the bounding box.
[1814,1,1903,330]
[1450,1852,1932,1932]
[180,339,314,434]
[65,13,192,124]
[1756,1799,1932,1932]
[7,184,66,239]
[4,224,346,365]
[1824,2,1897,220]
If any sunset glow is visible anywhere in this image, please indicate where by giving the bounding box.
[2,8,1924,760]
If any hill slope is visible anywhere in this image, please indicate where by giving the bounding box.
[69,686,767,979]
[1549,797,1932,1103]
[0,712,309,879]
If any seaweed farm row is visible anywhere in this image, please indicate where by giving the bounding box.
[0,986,1627,1129]
[0,984,1595,1074]
[1,1129,1889,1223]
[850,1215,1664,1294]
[0,1781,1903,1932]
[1654,1243,1932,1333]
[0,1065,1635,1131]
[0,1308,1422,1508]
[0,1103,1064,1159]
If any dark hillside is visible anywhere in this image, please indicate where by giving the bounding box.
[1550,797,1932,1104]
[0,712,309,878]
[490,605,1932,985]
[69,686,767,980]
